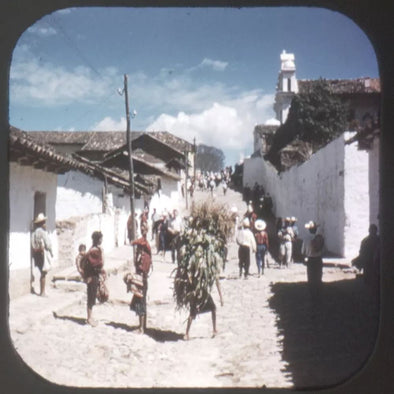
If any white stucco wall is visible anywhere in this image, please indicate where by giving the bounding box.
[343,132,371,258]
[149,177,181,215]
[56,171,142,258]
[243,133,370,257]
[56,171,104,220]
[10,167,181,273]
[9,163,59,271]
[369,137,380,229]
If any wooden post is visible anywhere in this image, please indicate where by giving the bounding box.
[193,137,197,182]
[184,150,188,209]
[124,74,135,241]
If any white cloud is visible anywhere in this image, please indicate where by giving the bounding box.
[147,93,275,155]
[10,51,275,163]
[199,58,228,71]
[92,116,126,131]
[10,58,115,106]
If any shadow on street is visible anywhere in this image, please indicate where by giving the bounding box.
[105,321,184,342]
[52,312,87,326]
[269,277,379,390]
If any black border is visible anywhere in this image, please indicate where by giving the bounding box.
[1,1,393,393]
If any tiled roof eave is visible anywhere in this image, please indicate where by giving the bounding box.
[9,129,149,195]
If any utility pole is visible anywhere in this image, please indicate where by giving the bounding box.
[184,149,188,210]
[193,137,197,181]
[124,74,135,241]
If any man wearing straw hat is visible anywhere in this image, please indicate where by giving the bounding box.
[254,219,269,277]
[236,217,256,279]
[31,213,53,297]
[302,220,325,298]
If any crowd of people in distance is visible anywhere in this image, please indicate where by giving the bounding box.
[127,207,185,264]
[194,168,232,196]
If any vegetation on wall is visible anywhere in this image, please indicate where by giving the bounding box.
[268,78,349,156]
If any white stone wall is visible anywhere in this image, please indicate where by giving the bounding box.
[369,137,380,230]
[243,133,370,257]
[56,171,104,220]
[56,210,130,268]
[56,171,141,260]
[149,177,181,216]
[9,162,58,271]
[343,132,371,258]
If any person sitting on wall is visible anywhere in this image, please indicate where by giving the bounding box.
[352,224,379,285]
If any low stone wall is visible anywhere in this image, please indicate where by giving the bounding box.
[56,210,129,268]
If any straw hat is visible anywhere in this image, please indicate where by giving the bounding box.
[34,213,47,223]
[305,220,318,229]
[255,219,266,231]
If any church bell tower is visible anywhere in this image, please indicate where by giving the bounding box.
[273,50,298,124]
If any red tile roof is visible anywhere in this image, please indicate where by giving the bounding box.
[9,127,149,195]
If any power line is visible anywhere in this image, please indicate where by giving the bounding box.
[60,88,119,130]
[26,14,125,130]
[45,14,103,79]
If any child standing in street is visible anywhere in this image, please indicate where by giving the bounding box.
[75,243,87,279]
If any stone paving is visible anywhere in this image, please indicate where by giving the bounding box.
[8,188,379,389]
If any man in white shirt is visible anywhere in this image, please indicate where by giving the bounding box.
[236,218,257,279]
[302,220,325,298]
[169,209,183,264]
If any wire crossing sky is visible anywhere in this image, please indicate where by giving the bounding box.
[10,7,378,165]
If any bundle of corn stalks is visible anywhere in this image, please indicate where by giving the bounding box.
[173,200,234,311]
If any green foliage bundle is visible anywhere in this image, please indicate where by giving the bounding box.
[173,201,233,311]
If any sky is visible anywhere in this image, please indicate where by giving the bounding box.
[9,7,379,166]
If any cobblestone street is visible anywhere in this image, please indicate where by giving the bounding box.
[9,189,379,389]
